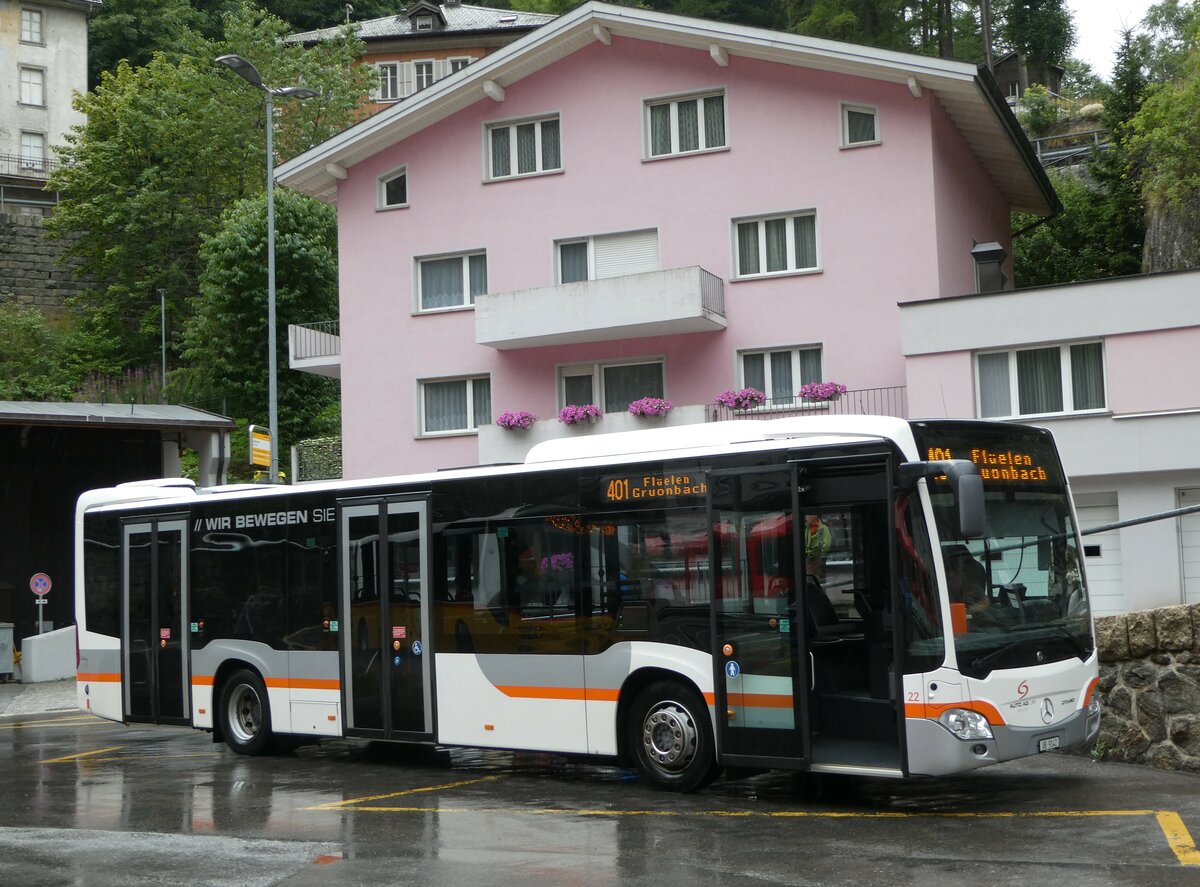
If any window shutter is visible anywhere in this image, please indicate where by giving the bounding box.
[398,62,414,97]
[593,230,659,280]
[436,58,449,81]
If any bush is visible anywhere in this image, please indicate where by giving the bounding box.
[1019,84,1059,135]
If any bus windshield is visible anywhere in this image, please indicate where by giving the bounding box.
[911,422,1094,679]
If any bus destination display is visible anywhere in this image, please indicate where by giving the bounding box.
[925,446,1049,482]
[603,472,708,503]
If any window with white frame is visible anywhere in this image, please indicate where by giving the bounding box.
[421,376,491,434]
[739,347,822,404]
[487,115,561,180]
[646,90,726,158]
[449,57,471,73]
[414,13,434,30]
[376,62,401,101]
[556,229,659,284]
[977,342,1106,418]
[734,211,818,278]
[560,360,664,414]
[378,167,407,209]
[19,132,46,170]
[841,103,879,146]
[19,67,45,106]
[21,8,44,44]
[416,251,487,311]
[414,60,436,91]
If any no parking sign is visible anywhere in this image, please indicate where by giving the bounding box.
[30,573,51,597]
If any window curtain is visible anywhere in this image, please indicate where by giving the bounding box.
[1017,348,1063,414]
[559,242,589,283]
[769,351,793,401]
[977,352,1011,417]
[425,381,467,432]
[603,363,663,412]
[516,123,537,174]
[737,222,759,275]
[472,379,492,427]
[742,353,765,394]
[847,109,875,143]
[794,215,817,269]
[540,118,560,170]
[564,374,594,406]
[765,219,787,272]
[677,99,699,152]
[490,127,510,177]
[797,348,822,386]
[704,95,725,148]
[650,104,672,156]
[420,257,463,309]
[383,174,406,207]
[1070,343,1105,410]
[468,255,487,301]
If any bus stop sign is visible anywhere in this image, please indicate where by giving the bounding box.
[30,573,51,597]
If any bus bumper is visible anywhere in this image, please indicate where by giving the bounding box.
[906,702,1100,777]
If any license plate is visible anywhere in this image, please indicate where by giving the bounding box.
[1038,737,1060,752]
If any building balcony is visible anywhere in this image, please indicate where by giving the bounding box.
[475,266,726,350]
[288,320,340,378]
[706,387,908,422]
[0,153,59,181]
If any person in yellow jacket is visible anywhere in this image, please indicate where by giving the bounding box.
[804,514,832,580]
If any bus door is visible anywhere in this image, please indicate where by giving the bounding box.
[708,467,811,769]
[340,498,434,741]
[122,517,189,725]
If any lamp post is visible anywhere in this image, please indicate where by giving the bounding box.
[216,54,318,484]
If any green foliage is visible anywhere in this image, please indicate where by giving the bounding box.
[1138,0,1200,83]
[1011,171,1143,287]
[1059,58,1105,101]
[295,435,343,481]
[997,0,1075,65]
[0,304,76,400]
[1128,45,1200,207]
[1018,83,1058,134]
[179,189,341,454]
[46,2,371,386]
[87,0,207,88]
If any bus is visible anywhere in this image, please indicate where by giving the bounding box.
[74,416,1100,792]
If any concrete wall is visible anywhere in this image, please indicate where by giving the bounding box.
[0,213,95,310]
[21,624,76,682]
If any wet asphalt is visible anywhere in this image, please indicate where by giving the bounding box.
[2,711,1199,886]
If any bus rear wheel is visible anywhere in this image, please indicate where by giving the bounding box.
[628,680,719,792]
[219,669,274,756]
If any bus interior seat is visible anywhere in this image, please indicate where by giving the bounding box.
[805,578,863,639]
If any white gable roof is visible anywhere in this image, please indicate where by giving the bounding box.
[277,0,1055,215]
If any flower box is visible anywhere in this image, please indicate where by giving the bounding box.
[559,404,602,425]
[627,397,673,418]
[715,387,767,411]
[798,382,847,402]
[495,410,536,430]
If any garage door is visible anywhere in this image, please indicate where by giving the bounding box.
[1075,492,1124,616]
[1179,489,1200,606]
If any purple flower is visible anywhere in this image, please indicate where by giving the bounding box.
[496,410,536,430]
[558,404,602,425]
[715,387,767,410]
[540,552,574,572]
[627,397,673,417]
[798,381,848,401]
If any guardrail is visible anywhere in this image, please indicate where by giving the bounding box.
[0,153,60,179]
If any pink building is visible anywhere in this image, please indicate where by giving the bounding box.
[279,1,1055,479]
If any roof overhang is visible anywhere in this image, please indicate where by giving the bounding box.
[277,0,1057,216]
[0,402,235,432]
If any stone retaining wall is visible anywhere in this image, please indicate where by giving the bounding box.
[1092,604,1200,772]
[0,213,95,311]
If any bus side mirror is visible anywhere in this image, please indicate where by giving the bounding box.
[899,459,984,539]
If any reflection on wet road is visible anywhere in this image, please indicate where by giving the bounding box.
[3,711,1200,886]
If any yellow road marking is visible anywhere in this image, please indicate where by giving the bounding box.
[39,746,128,764]
[1157,811,1200,866]
[57,752,226,764]
[0,716,118,731]
[306,775,504,810]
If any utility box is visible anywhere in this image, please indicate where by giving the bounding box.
[0,624,13,680]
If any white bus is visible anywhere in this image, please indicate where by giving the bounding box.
[75,416,1099,791]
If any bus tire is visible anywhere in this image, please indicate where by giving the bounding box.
[628,680,720,792]
[219,669,274,756]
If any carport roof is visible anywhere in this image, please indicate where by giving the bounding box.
[0,402,234,431]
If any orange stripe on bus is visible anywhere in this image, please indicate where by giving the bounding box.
[496,686,720,707]
[905,700,1006,726]
[77,672,121,683]
[1083,676,1099,708]
[190,676,340,691]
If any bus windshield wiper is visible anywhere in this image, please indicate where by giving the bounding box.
[1008,620,1092,659]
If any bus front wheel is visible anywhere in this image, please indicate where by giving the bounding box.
[219,669,274,755]
[628,680,719,792]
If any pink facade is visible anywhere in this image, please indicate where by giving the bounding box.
[324,31,1020,477]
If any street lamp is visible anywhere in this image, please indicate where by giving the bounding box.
[216,54,318,484]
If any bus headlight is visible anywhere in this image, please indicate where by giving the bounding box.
[1088,696,1101,717]
[938,708,994,741]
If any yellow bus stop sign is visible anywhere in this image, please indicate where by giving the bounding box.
[249,425,272,468]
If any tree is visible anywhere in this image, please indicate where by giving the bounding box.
[0,304,76,400]
[1138,0,1200,83]
[87,0,208,88]
[997,0,1075,65]
[179,190,341,453]
[1059,58,1104,101]
[45,2,371,383]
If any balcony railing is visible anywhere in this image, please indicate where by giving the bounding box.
[288,320,341,378]
[0,153,60,180]
[707,386,908,422]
